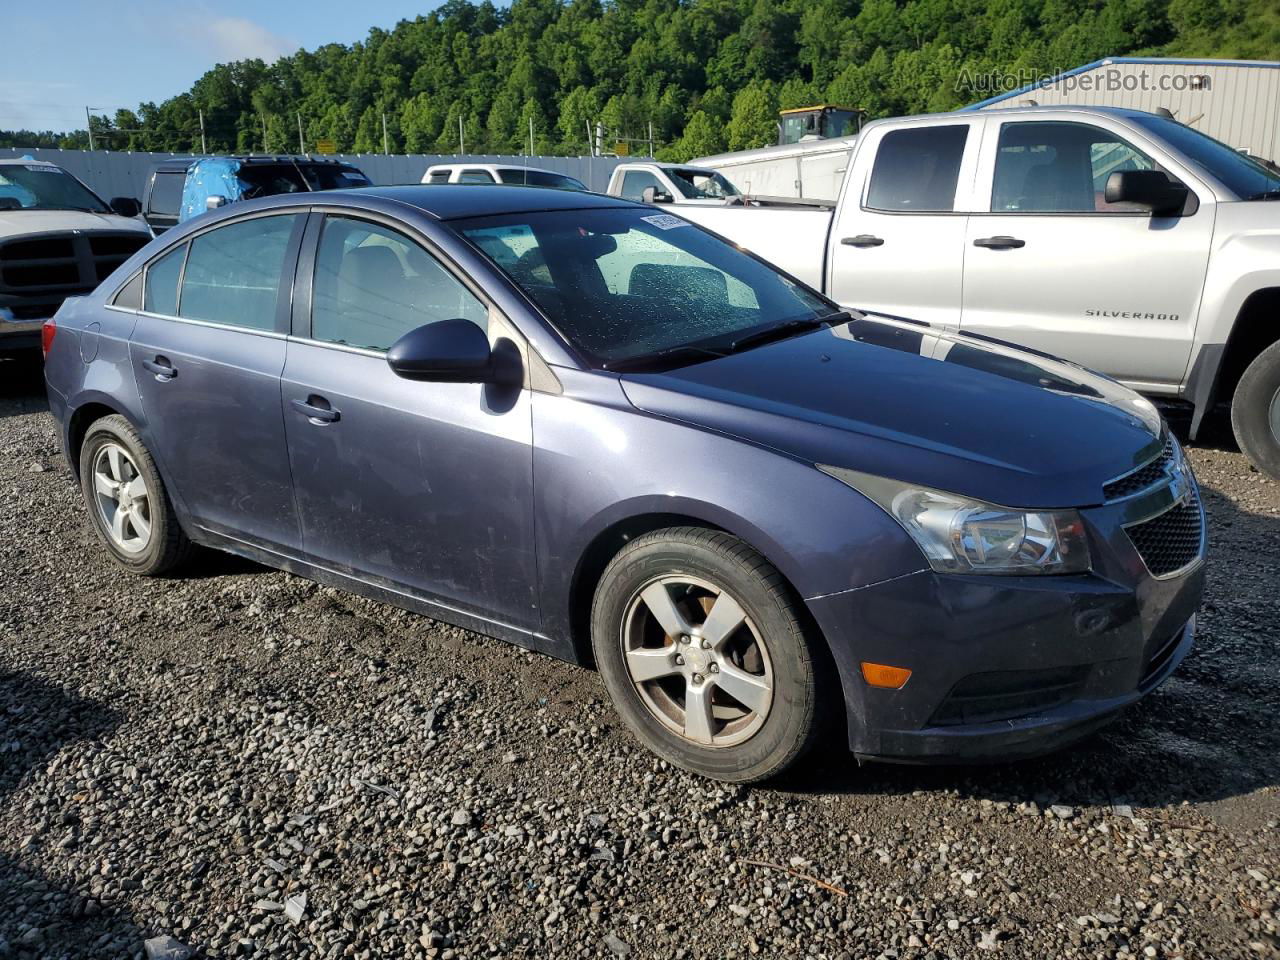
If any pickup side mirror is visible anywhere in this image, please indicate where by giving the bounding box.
[205,195,228,212]
[109,196,140,218]
[1104,170,1190,216]
[387,318,496,383]
[641,185,673,205]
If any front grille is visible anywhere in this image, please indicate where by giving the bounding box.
[1125,488,1204,577]
[1104,436,1176,501]
[929,665,1090,726]
[0,231,146,320]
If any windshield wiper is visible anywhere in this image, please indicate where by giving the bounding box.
[604,344,729,373]
[727,312,845,353]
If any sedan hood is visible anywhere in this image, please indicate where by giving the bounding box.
[619,315,1164,508]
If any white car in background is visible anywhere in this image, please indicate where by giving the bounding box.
[0,157,149,353]
[421,163,587,191]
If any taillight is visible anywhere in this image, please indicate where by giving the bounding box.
[41,319,57,357]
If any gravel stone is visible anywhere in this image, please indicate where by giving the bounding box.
[1,358,1278,958]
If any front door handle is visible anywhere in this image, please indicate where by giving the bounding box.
[972,235,1026,249]
[841,234,885,248]
[142,356,177,380]
[291,396,340,424]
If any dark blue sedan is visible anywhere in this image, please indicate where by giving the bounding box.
[42,186,1205,782]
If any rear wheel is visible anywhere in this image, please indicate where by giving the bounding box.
[1231,340,1280,482]
[79,415,192,575]
[591,527,827,783]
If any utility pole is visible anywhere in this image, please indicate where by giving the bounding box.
[648,120,654,157]
[199,110,207,153]
[297,112,305,155]
[585,118,593,157]
[458,115,465,156]
[260,114,268,154]
[382,113,389,155]
[85,106,95,151]
[529,116,535,157]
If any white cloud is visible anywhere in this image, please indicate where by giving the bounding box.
[205,16,294,64]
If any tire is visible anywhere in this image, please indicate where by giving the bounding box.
[78,415,192,576]
[1231,339,1280,482]
[591,527,828,783]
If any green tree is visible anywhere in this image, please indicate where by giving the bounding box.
[725,82,777,151]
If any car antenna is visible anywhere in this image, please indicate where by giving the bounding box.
[290,154,314,191]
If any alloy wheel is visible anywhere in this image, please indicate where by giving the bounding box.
[620,575,774,748]
[92,442,153,555]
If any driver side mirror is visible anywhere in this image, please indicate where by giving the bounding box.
[387,318,502,383]
[109,196,140,218]
[641,185,673,205]
[205,195,228,212]
[1104,170,1190,216]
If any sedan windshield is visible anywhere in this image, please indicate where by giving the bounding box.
[453,207,831,367]
[0,163,109,212]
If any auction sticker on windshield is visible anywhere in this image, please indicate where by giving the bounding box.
[641,213,690,230]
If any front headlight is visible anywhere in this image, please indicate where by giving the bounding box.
[818,465,1091,575]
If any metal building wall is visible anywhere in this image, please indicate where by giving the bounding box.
[974,59,1280,161]
[0,148,636,200]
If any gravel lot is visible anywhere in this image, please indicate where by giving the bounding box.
[1,353,1278,960]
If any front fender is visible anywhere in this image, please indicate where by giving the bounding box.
[531,383,926,649]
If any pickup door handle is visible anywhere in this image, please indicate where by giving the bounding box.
[841,234,885,248]
[973,235,1026,249]
[142,356,177,380]
[291,396,340,424]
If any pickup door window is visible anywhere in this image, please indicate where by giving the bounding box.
[619,170,665,201]
[960,120,1212,390]
[826,122,978,328]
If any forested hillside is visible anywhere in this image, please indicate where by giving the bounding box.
[5,0,1278,160]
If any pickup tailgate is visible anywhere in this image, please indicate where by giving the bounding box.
[673,206,832,291]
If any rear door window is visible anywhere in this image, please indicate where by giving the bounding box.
[178,214,300,331]
[144,243,186,315]
[865,126,969,212]
[458,169,497,184]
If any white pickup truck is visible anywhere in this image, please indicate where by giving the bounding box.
[605,162,746,205]
[0,157,150,353]
[669,105,1280,480]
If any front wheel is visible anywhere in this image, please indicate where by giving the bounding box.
[1231,340,1280,482]
[591,527,828,783]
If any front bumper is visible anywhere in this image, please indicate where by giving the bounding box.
[807,494,1205,763]
[0,317,44,350]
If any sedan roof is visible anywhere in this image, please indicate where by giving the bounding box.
[353,184,637,220]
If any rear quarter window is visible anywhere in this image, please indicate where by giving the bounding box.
[148,171,185,217]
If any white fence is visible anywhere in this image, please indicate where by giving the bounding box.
[0,148,639,200]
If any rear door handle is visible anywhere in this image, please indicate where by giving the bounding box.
[291,395,340,424]
[841,234,885,248]
[142,356,177,380]
[973,235,1026,249]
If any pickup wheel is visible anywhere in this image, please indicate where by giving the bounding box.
[1231,340,1280,482]
[591,527,829,783]
[79,415,193,576]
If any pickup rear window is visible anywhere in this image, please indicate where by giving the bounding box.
[865,126,969,213]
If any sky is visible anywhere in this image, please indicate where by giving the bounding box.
[3,1,448,133]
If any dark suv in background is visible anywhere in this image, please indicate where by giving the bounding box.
[142,156,372,234]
